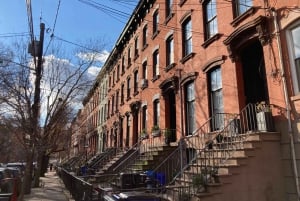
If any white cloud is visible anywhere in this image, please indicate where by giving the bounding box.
[77,50,109,63]
[88,66,101,78]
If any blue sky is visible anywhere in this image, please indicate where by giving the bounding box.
[0,0,138,53]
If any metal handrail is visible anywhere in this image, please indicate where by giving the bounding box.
[171,103,273,190]
[111,140,142,172]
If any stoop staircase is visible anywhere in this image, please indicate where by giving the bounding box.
[163,103,284,201]
[170,132,282,201]
[125,144,177,173]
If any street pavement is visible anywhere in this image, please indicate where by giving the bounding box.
[23,171,75,201]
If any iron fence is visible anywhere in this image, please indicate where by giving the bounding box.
[59,168,93,201]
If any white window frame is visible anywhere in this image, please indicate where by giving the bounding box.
[287,22,300,94]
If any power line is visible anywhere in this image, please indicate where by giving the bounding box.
[44,0,62,55]
[53,35,107,54]
[0,32,30,38]
[78,0,132,23]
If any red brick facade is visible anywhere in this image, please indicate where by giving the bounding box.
[71,0,300,199]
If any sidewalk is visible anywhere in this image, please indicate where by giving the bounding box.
[24,171,74,201]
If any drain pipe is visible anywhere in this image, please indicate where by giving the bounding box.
[272,8,300,200]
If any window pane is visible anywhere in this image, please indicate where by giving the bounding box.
[207,0,216,20]
[292,26,300,58]
[170,38,174,63]
[184,19,192,55]
[211,68,222,90]
[185,20,192,39]
[187,82,195,101]
[186,82,195,135]
[237,0,252,15]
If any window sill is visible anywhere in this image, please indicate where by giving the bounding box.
[178,0,187,7]
[134,54,139,61]
[164,13,174,25]
[202,33,222,48]
[151,75,160,82]
[231,7,257,27]
[141,85,148,90]
[152,30,160,40]
[165,63,176,72]
[133,91,139,96]
[180,52,195,64]
[142,44,148,51]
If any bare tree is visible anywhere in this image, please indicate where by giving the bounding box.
[0,38,107,199]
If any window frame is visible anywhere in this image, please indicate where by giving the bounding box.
[142,105,148,130]
[204,0,218,40]
[182,17,192,58]
[185,81,196,135]
[208,67,224,130]
[152,49,160,79]
[287,23,300,94]
[127,77,131,100]
[234,0,252,17]
[153,99,160,127]
[134,70,139,94]
[166,35,174,67]
[166,0,173,19]
[153,10,159,36]
[121,83,125,105]
[143,25,148,49]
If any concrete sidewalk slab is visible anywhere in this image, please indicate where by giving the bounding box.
[24,171,74,201]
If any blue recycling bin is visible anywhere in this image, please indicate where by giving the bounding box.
[145,170,156,179]
[155,172,166,185]
[81,166,87,175]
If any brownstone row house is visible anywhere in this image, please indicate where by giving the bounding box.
[69,0,300,200]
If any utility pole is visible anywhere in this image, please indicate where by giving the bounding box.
[32,22,45,125]
[23,22,45,194]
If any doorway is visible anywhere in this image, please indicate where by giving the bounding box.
[165,90,177,142]
[240,40,269,105]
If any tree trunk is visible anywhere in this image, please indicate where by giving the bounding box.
[18,150,34,201]
[33,151,43,188]
[41,154,49,176]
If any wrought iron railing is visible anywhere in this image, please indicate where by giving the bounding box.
[170,103,274,192]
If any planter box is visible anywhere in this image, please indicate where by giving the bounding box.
[256,111,274,132]
[151,130,161,137]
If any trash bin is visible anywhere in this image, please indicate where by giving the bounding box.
[145,170,156,179]
[155,172,165,185]
[81,166,87,176]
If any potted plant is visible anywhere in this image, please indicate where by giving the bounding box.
[255,101,274,132]
[151,125,160,137]
[140,128,148,140]
[192,173,207,193]
[164,128,172,145]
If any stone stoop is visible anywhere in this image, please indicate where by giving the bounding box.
[126,145,177,172]
[171,131,281,201]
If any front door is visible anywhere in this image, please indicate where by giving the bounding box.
[165,90,177,142]
[240,40,269,105]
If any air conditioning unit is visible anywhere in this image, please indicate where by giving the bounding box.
[140,79,148,89]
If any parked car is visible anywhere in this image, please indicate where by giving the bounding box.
[0,167,19,201]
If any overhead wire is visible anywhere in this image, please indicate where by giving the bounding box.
[78,0,132,24]
[0,32,30,38]
[44,0,62,56]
